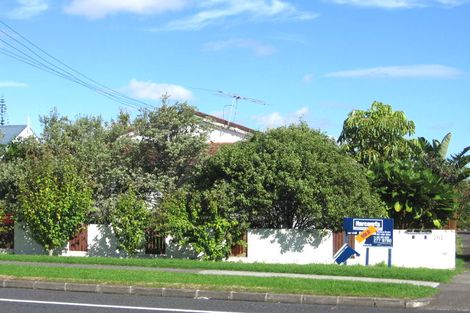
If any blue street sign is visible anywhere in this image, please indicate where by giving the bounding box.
[334,243,360,264]
[344,218,394,247]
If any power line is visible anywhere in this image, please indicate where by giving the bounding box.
[0,20,154,111]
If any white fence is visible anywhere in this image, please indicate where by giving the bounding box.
[13,224,455,269]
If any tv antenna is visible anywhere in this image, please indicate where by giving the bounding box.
[215,90,267,125]
[0,95,7,126]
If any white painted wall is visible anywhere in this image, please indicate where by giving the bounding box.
[207,128,248,143]
[239,229,334,265]
[14,223,67,255]
[349,230,455,269]
[13,224,456,269]
[238,229,455,269]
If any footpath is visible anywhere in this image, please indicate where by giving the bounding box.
[0,260,436,309]
[426,268,470,311]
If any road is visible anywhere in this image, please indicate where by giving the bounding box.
[0,288,467,313]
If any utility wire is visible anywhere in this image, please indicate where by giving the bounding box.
[0,20,153,111]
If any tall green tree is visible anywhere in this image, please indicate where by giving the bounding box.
[339,102,465,229]
[338,101,416,165]
[199,123,386,231]
[16,151,93,255]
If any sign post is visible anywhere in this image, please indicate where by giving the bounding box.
[343,218,394,267]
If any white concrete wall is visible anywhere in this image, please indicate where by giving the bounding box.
[232,229,455,269]
[87,224,125,257]
[13,224,456,269]
[349,230,455,269]
[242,229,334,264]
[14,223,67,255]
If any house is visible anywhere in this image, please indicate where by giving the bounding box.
[195,111,255,156]
[0,124,35,145]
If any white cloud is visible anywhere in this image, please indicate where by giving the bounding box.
[0,81,29,88]
[302,73,314,84]
[255,112,285,129]
[203,39,275,56]
[8,0,48,19]
[326,0,467,8]
[325,64,464,78]
[125,79,192,102]
[294,106,309,118]
[162,0,317,31]
[64,0,189,19]
[253,106,310,129]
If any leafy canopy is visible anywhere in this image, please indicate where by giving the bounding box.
[338,101,416,165]
[16,151,93,255]
[199,123,386,231]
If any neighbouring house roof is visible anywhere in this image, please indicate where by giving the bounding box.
[195,111,255,134]
[0,125,34,145]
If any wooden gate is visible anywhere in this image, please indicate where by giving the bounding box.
[230,232,247,257]
[145,231,166,255]
[332,231,355,257]
[69,226,88,252]
[0,213,14,249]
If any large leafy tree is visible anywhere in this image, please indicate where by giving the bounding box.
[338,101,416,165]
[198,124,385,229]
[339,102,466,229]
[16,151,93,255]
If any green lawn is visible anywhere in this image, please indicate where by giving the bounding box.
[0,254,461,283]
[0,263,436,299]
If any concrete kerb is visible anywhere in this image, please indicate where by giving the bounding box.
[0,278,432,308]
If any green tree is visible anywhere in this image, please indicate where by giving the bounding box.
[16,152,93,255]
[338,101,416,165]
[133,103,209,191]
[339,103,466,229]
[111,189,150,256]
[197,123,386,231]
[369,159,455,229]
[161,184,243,261]
[455,181,470,230]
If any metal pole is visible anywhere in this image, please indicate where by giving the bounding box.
[365,247,370,266]
[388,248,392,268]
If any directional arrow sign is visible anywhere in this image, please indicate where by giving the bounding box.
[356,225,378,243]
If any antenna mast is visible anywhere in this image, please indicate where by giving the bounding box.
[0,95,7,126]
[215,91,267,125]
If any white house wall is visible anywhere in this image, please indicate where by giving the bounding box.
[207,128,247,143]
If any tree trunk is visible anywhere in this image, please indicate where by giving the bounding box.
[48,249,53,256]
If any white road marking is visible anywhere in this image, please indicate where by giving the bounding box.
[0,298,243,313]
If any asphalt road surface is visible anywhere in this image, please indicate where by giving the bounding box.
[0,288,468,313]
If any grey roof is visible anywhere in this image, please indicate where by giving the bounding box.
[0,125,28,145]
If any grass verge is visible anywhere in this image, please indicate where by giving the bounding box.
[0,264,436,299]
[0,254,459,283]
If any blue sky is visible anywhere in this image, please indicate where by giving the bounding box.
[0,0,469,154]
